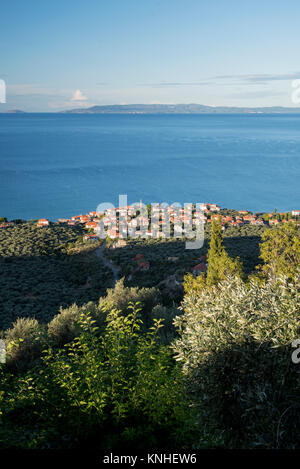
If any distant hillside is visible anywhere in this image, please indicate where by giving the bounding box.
[61,103,300,114]
[3,104,300,114]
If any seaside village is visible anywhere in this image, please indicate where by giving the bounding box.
[1,203,300,234]
[1,203,300,279]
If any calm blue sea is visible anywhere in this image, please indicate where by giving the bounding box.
[0,113,299,220]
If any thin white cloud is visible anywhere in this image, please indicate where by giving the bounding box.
[229,90,285,99]
[138,81,213,87]
[214,72,300,84]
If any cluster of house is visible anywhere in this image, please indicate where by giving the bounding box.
[2,204,297,234]
[35,213,101,239]
[102,203,222,238]
[208,211,265,227]
[2,204,298,281]
[267,210,300,226]
[207,209,300,228]
[199,203,221,212]
[34,204,218,239]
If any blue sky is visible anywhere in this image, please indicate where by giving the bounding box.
[1,0,300,111]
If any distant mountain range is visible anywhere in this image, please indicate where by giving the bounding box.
[60,103,300,114]
[3,104,300,114]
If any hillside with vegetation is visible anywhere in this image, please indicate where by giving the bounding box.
[0,219,299,449]
[0,223,113,329]
[105,223,264,294]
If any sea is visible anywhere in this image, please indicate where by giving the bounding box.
[0,113,299,220]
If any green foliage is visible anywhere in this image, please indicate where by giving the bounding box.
[47,303,85,347]
[105,224,264,294]
[173,274,300,448]
[150,304,181,343]
[5,318,47,369]
[0,223,81,258]
[259,222,300,279]
[1,215,299,450]
[0,306,196,449]
[48,301,108,347]
[0,223,112,329]
[183,272,206,296]
[99,278,161,328]
[206,219,242,287]
[183,220,243,298]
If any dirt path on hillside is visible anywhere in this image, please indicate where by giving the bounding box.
[95,240,119,288]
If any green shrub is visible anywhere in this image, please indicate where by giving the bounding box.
[151,304,181,343]
[5,318,46,369]
[99,278,161,327]
[173,273,300,448]
[259,223,300,279]
[47,303,83,346]
[48,301,108,347]
[0,305,197,449]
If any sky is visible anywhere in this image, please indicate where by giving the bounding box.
[1,0,300,111]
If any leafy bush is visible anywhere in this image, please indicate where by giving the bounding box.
[259,222,300,279]
[47,303,84,346]
[173,273,300,448]
[99,278,161,327]
[48,301,108,347]
[5,318,46,369]
[0,305,197,449]
[151,304,181,343]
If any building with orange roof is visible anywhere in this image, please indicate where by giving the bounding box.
[37,218,49,227]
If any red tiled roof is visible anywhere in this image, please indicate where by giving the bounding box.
[193,263,207,272]
[135,253,144,260]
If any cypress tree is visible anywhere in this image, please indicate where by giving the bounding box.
[207,217,242,286]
